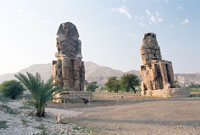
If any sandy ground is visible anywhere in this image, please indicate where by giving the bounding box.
[50,92,200,135]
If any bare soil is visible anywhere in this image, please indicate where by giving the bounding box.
[48,92,200,135]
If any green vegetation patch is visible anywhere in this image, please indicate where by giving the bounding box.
[0,80,24,99]
[0,94,10,103]
[19,105,31,110]
[74,125,101,135]
[34,117,43,122]
[104,74,140,93]
[85,81,99,92]
[0,104,18,115]
[21,118,30,127]
[0,121,9,129]
[190,87,200,92]
[35,124,48,135]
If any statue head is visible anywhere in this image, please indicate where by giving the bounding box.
[57,22,79,39]
[140,32,162,65]
[56,22,82,58]
[143,33,156,39]
[142,32,158,46]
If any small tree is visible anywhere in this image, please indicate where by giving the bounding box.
[15,72,63,117]
[86,81,98,92]
[105,77,120,93]
[0,80,24,99]
[120,74,140,93]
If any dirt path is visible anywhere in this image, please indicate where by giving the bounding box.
[66,98,200,135]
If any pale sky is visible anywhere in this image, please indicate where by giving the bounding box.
[0,0,199,75]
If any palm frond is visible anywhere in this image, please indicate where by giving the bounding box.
[15,73,31,90]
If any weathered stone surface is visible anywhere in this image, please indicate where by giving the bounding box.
[151,88,190,97]
[53,91,93,103]
[52,22,85,91]
[56,22,82,58]
[140,33,190,97]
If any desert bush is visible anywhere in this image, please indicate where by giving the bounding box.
[0,80,24,99]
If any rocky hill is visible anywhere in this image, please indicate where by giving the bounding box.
[0,64,52,84]
[0,61,199,87]
[85,61,124,87]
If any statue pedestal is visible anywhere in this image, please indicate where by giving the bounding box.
[53,91,93,103]
[141,88,190,98]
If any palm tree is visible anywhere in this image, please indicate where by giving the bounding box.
[15,72,63,117]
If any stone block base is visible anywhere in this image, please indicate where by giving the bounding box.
[142,88,190,98]
[53,91,93,103]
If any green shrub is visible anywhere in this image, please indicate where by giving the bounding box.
[105,77,121,93]
[86,81,98,92]
[0,121,8,129]
[120,74,140,93]
[0,80,24,99]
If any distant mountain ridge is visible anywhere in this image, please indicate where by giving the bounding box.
[0,61,199,87]
[0,64,52,84]
[0,61,139,87]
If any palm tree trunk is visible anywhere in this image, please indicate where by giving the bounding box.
[36,106,45,117]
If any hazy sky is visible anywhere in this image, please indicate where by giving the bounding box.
[0,0,199,75]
